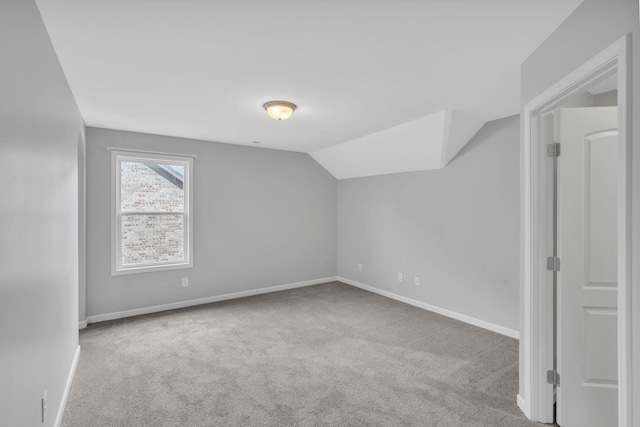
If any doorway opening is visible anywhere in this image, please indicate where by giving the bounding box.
[520,35,631,426]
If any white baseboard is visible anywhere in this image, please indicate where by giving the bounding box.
[54,345,80,427]
[516,394,529,419]
[337,276,519,339]
[78,320,87,330]
[86,276,338,325]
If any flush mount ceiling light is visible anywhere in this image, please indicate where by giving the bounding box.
[263,101,297,121]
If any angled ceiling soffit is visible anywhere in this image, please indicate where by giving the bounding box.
[310,110,485,179]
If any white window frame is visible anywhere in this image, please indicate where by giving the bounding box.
[111,150,194,275]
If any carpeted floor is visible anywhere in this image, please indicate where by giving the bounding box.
[62,281,541,427]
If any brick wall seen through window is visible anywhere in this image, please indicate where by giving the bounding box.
[120,161,185,267]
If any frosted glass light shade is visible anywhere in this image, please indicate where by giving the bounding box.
[263,101,296,120]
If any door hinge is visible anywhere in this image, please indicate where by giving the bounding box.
[547,369,560,386]
[547,256,561,272]
[547,143,561,157]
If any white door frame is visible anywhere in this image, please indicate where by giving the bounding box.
[519,34,632,426]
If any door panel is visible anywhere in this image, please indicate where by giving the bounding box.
[557,107,618,427]
[587,134,618,286]
[583,307,617,385]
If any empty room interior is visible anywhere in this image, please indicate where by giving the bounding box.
[1,0,640,426]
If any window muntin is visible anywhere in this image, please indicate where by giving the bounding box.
[112,152,193,274]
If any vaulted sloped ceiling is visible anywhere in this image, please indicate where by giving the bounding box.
[35,0,583,179]
[310,110,485,179]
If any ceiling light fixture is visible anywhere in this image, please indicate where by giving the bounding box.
[263,101,296,121]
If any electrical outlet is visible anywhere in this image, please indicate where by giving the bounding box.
[42,390,47,422]
[397,272,403,282]
[414,276,420,286]
[181,277,189,287]
[358,263,363,272]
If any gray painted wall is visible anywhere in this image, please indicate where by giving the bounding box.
[85,128,337,318]
[0,1,84,426]
[520,0,640,419]
[337,115,520,332]
[593,90,618,107]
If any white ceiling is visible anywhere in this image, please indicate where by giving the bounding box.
[36,0,582,175]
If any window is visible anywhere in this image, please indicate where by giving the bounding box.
[111,151,193,275]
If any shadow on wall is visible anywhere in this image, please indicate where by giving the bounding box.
[447,114,519,165]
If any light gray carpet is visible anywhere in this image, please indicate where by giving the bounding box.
[62,281,541,427]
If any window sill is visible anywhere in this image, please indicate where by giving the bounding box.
[111,262,193,276]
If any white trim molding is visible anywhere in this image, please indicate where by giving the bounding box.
[338,276,519,339]
[85,277,337,324]
[78,320,87,330]
[517,394,529,420]
[521,34,632,425]
[54,345,80,427]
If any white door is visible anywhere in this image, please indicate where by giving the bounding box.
[557,107,618,427]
